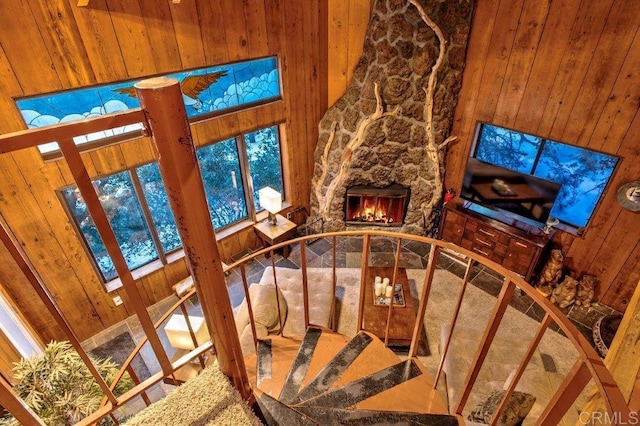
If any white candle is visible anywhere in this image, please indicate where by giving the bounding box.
[375,276,382,284]
[385,285,393,298]
[382,277,390,286]
[374,283,383,297]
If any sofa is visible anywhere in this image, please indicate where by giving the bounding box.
[233,266,335,355]
[439,324,580,425]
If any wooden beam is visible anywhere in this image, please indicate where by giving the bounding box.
[0,372,44,425]
[134,77,251,400]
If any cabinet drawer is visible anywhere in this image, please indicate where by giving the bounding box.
[475,224,511,245]
[503,238,535,276]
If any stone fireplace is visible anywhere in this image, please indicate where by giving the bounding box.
[345,184,409,227]
[309,0,474,235]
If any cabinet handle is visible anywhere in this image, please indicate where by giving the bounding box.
[475,238,492,246]
[478,228,496,237]
[473,247,489,256]
[514,241,528,249]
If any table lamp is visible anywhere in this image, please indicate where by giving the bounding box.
[259,186,282,225]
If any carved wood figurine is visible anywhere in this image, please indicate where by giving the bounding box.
[575,275,597,308]
[550,276,578,308]
[537,249,564,297]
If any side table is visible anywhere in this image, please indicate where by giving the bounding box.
[253,214,297,258]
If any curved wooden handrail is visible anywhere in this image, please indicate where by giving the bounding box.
[3,230,630,425]
[224,230,631,422]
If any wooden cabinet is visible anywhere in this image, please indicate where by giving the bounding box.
[439,205,551,282]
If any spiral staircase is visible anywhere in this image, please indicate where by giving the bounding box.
[247,326,460,425]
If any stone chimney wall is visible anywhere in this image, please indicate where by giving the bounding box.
[310,0,474,235]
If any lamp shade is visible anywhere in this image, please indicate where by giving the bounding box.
[258,186,282,214]
[164,315,210,350]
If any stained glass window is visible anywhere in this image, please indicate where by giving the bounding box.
[16,57,280,155]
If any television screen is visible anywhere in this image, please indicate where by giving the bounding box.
[470,122,619,231]
[460,158,562,226]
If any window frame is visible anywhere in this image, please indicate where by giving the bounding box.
[59,123,287,287]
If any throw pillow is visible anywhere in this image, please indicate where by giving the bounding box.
[468,390,536,426]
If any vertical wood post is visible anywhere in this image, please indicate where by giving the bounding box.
[134,77,251,399]
[0,373,44,425]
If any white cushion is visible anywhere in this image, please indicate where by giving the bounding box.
[258,266,334,338]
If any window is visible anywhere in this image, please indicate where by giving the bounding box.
[16,57,281,156]
[472,123,619,232]
[61,125,284,283]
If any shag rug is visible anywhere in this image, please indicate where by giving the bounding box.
[124,360,261,426]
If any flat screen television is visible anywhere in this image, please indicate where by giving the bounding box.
[460,158,562,227]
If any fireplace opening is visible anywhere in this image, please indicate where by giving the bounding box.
[345,184,410,227]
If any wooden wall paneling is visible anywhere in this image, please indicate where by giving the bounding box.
[565,115,640,301]
[192,118,222,148]
[137,268,172,308]
[65,0,128,82]
[244,0,270,58]
[536,0,614,140]
[0,244,58,343]
[0,284,45,350]
[137,0,183,72]
[302,0,321,201]
[120,137,158,169]
[27,0,96,87]
[588,28,640,153]
[586,207,640,299]
[105,0,158,76]
[445,0,503,190]
[282,1,308,208]
[602,241,640,310]
[219,232,243,263]
[493,0,551,127]
[0,331,20,383]
[513,0,582,129]
[161,257,190,288]
[195,0,229,65]
[471,0,525,125]
[168,0,207,69]
[0,152,111,341]
[17,150,130,331]
[264,0,286,56]
[562,0,640,147]
[220,0,251,62]
[0,0,62,94]
[318,0,329,115]
[236,104,258,133]
[346,1,371,85]
[327,0,350,108]
[88,145,128,176]
[0,47,25,135]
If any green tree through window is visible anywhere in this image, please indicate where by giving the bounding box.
[61,125,284,283]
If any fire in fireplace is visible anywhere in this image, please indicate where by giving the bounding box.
[345,184,410,227]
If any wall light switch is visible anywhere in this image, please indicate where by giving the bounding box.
[113,296,123,306]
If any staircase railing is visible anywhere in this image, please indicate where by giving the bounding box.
[225,231,631,424]
[0,78,630,424]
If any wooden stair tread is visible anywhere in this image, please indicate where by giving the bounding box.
[329,331,402,390]
[251,327,458,425]
[354,358,449,414]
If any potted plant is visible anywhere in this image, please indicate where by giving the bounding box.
[0,341,133,425]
